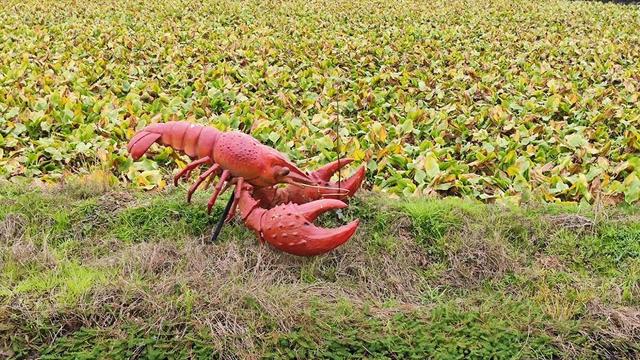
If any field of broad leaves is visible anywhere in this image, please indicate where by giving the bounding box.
[1,0,639,204]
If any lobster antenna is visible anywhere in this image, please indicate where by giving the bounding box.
[290,181,349,193]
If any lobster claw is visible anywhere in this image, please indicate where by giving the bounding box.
[258,199,359,256]
[276,159,366,204]
[310,159,366,199]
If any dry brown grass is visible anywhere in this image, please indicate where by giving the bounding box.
[544,214,596,235]
[575,300,640,359]
[96,191,136,215]
[9,240,57,269]
[2,209,432,355]
[0,213,26,244]
[588,300,640,341]
[534,255,567,272]
[327,216,430,301]
[57,170,117,199]
[5,231,430,357]
[444,227,518,288]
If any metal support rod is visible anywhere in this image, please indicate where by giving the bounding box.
[209,190,235,244]
[335,79,342,191]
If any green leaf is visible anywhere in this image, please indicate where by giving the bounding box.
[565,133,588,148]
[268,132,280,143]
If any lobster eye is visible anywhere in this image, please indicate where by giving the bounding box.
[277,167,290,177]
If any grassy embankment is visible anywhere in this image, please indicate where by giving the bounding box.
[0,178,638,359]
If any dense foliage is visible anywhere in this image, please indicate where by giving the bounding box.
[1,0,639,203]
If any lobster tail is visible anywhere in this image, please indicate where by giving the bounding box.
[127,123,169,160]
[127,122,219,160]
[127,131,162,161]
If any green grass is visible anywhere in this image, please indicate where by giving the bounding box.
[547,223,640,276]
[264,303,557,359]
[27,326,219,360]
[12,261,111,306]
[111,192,218,242]
[1,182,639,358]
[403,198,482,259]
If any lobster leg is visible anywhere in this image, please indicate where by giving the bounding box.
[174,156,211,186]
[207,170,231,214]
[225,177,244,222]
[187,164,220,203]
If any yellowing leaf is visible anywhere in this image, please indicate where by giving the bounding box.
[352,149,366,161]
[423,153,441,178]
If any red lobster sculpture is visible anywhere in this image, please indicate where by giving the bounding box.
[127,121,365,256]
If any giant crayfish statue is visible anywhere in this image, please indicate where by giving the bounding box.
[127,121,365,256]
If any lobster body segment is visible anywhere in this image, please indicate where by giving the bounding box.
[127,121,365,256]
[128,122,311,187]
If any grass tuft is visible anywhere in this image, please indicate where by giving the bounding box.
[403,198,482,259]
